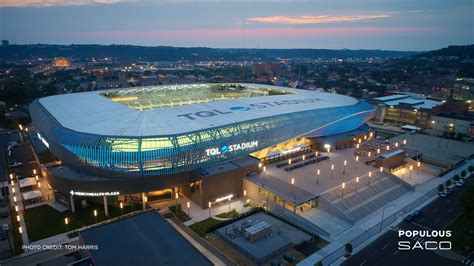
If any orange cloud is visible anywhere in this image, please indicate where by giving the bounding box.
[248,15,390,25]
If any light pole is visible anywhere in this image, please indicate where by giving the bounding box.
[409,165,413,179]
[355,156,359,169]
[316,169,320,184]
[368,171,372,186]
[417,161,421,174]
[377,148,380,155]
[331,164,335,178]
[302,154,305,161]
[65,217,69,232]
[341,182,345,198]
[379,166,383,181]
[356,177,359,192]
[187,201,190,216]
[368,151,371,157]
[208,201,212,218]
[386,145,390,151]
[175,192,179,211]
[395,142,398,148]
[120,202,123,215]
[291,177,295,199]
[343,160,347,174]
[263,166,266,186]
[94,210,98,223]
[380,204,396,232]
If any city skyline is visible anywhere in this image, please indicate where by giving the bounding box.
[0,0,473,51]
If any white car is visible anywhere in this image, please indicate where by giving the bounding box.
[438,191,447,198]
[455,180,464,187]
[2,224,9,231]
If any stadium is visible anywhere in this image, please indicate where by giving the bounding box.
[30,83,376,208]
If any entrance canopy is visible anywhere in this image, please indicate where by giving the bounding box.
[22,190,42,200]
[19,177,37,188]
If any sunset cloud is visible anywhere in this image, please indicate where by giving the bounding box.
[248,15,391,25]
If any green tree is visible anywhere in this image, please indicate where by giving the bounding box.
[453,175,460,182]
[446,180,452,187]
[345,242,353,254]
[437,184,445,192]
[469,165,474,173]
[461,171,467,178]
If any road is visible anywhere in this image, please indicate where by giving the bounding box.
[343,177,474,266]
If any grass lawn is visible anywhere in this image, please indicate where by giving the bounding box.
[24,203,141,242]
[216,209,239,219]
[189,218,224,237]
[446,214,474,256]
[169,204,191,222]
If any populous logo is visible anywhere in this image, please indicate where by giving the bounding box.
[205,141,258,156]
[176,97,326,120]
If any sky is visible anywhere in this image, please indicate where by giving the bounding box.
[0,0,473,51]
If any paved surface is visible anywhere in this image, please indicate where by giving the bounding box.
[342,176,474,266]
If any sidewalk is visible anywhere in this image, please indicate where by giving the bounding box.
[298,159,473,266]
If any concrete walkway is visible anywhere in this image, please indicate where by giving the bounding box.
[298,159,473,266]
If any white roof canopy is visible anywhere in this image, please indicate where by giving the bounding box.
[19,177,37,188]
[22,190,42,200]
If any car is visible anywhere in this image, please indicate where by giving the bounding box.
[404,214,415,222]
[2,224,9,231]
[8,162,22,168]
[438,191,447,198]
[455,180,464,187]
[0,212,7,218]
[0,231,7,240]
[412,209,421,217]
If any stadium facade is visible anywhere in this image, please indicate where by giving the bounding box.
[30,84,375,208]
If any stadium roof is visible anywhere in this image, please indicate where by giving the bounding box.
[80,211,212,266]
[38,83,358,137]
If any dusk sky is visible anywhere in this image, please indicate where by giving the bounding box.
[0,0,473,51]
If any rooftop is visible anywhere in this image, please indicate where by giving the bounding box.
[80,211,212,266]
[36,83,359,137]
[372,93,442,110]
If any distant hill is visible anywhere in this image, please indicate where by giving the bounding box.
[0,44,418,62]
[416,44,474,58]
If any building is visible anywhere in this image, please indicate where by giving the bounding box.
[1,40,9,46]
[52,57,71,68]
[430,113,474,136]
[80,210,213,265]
[252,63,280,80]
[30,83,375,209]
[369,94,443,129]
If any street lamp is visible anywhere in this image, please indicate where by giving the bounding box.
[16,215,20,222]
[94,210,98,223]
[33,169,37,175]
[386,145,390,151]
[120,202,123,215]
[395,142,398,148]
[380,204,396,232]
[316,169,320,184]
[356,143,360,149]
[65,217,69,231]
[208,201,212,218]
[331,164,335,178]
[258,162,262,168]
[377,148,380,154]
[37,182,41,188]
[187,201,191,216]
[368,171,372,186]
[356,177,359,192]
[291,177,295,198]
[13,196,16,202]
[403,139,407,145]
[343,160,347,174]
[19,227,22,234]
[9,174,13,180]
[302,154,305,161]
[35,175,39,181]
[368,151,371,157]
[341,182,345,198]
[11,187,15,194]
[409,165,413,179]
[315,151,319,157]
[402,168,406,179]
[14,206,18,212]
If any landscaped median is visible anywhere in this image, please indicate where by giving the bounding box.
[23,203,141,243]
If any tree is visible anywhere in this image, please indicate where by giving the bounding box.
[459,185,474,219]
[461,170,467,178]
[437,184,445,192]
[446,180,452,187]
[469,165,474,173]
[345,243,353,254]
[453,175,460,182]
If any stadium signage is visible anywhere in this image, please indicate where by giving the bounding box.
[70,190,120,197]
[177,97,325,120]
[205,141,258,156]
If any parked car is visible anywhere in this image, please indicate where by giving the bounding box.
[412,209,421,217]
[0,212,8,218]
[438,191,447,198]
[455,180,464,187]
[9,162,22,168]
[2,224,9,231]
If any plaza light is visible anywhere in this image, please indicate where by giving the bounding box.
[364,135,367,140]
[315,151,319,157]
[331,164,335,178]
[288,159,292,165]
[356,143,360,149]
[9,174,13,180]
[187,201,191,216]
[38,182,41,188]
[377,148,380,154]
[395,142,398,148]
[208,201,212,218]
[316,169,320,184]
[19,227,22,234]
[16,215,20,222]
[368,151,371,157]
[386,145,390,151]
[409,165,413,178]
[33,169,37,175]
[417,161,421,167]
[15,206,18,212]
[13,196,16,202]
[358,139,362,144]
[302,154,305,161]
[356,156,359,162]
[35,175,39,181]
[10,180,14,186]
[243,189,247,196]
[369,132,373,137]
[402,168,406,179]
[356,177,359,192]
[324,144,331,153]
[65,217,69,231]
[403,139,407,145]
[380,166,383,173]
[258,162,262,168]
[120,202,123,215]
[19,124,23,131]
[341,182,345,198]
[343,160,347,174]
[12,187,15,193]
[94,209,98,223]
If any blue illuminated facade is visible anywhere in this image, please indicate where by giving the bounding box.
[30,99,375,178]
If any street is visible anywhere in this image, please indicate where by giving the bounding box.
[343,176,474,266]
